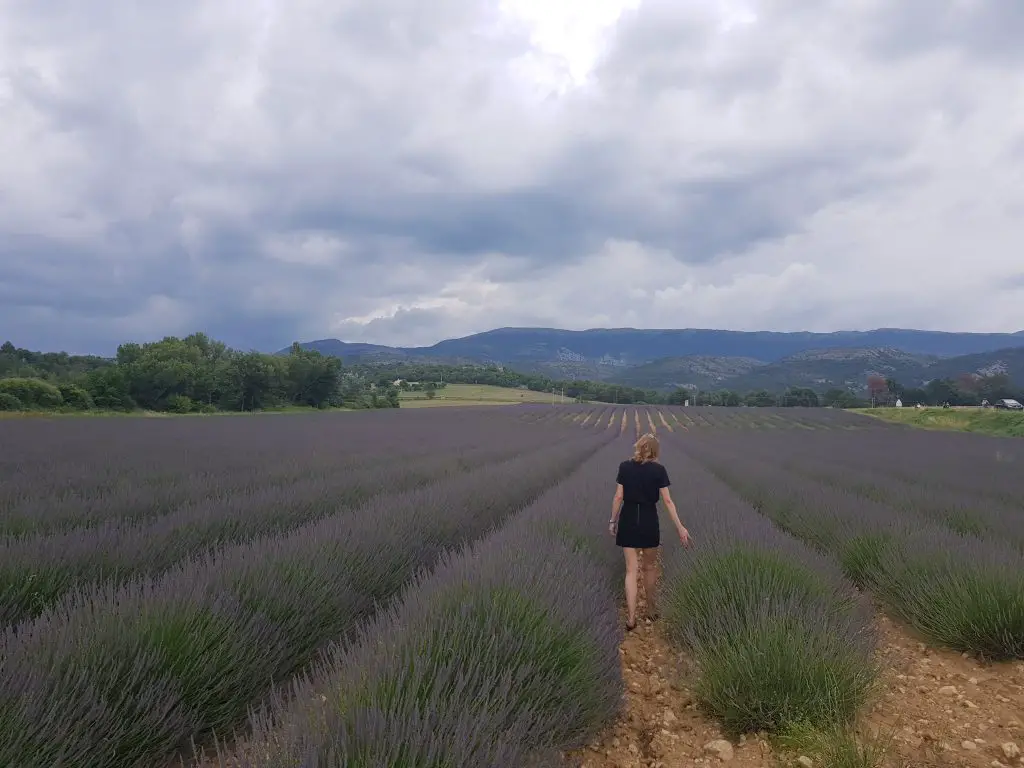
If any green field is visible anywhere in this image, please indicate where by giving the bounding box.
[399,383,572,407]
[857,406,1024,437]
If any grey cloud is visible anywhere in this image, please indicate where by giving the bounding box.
[864,0,1024,63]
[332,307,468,349]
[1,0,1022,354]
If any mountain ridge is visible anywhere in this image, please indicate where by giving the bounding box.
[290,327,1024,393]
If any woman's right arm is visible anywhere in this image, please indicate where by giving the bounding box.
[660,487,691,546]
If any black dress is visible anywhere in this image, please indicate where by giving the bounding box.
[614,459,671,549]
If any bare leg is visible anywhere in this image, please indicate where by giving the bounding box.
[623,547,639,627]
[641,549,660,618]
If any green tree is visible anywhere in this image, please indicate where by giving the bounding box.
[666,388,691,405]
[284,343,342,407]
[924,378,969,406]
[977,373,1016,403]
[781,387,819,407]
[744,390,775,407]
[221,351,286,411]
[85,367,135,410]
[822,388,860,408]
[900,387,928,407]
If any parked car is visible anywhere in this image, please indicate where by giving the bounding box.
[992,399,1023,410]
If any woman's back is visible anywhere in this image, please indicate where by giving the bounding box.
[616,459,670,505]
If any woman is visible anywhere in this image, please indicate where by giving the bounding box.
[609,433,691,630]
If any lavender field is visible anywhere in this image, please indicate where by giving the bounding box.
[1,405,1022,767]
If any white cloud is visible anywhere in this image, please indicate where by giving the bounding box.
[1,0,1022,354]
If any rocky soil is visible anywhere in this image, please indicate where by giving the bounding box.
[566,592,1023,768]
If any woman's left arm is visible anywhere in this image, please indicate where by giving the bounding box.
[609,483,624,533]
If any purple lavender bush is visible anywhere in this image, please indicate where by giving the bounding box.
[0,438,547,628]
[216,441,628,768]
[0,430,612,768]
[867,527,1024,659]
[656,439,877,736]
[677,430,1024,660]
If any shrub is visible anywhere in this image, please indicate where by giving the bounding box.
[664,550,875,734]
[57,384,94,411]
[870,535,1024,660]
[0,378,62,410]
[664,548,857,646]
[165,394,194,413]
[657,448,877,737]
[692,607,877,734]
[0,392,22,411]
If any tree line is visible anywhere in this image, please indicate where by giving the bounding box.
[865,373,1023,407]
[348,361,660,405]
[3,334,1020,414]
[0,335,399,413]
[345,361,862,407]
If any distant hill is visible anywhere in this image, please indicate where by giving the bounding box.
[919,346,1024,385]
[609,355,768,391]
[617,346,1024,395]
[288,326,1024,393]
[296,340,410,361]
[722,348,937,393]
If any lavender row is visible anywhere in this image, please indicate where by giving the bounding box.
[2,452,392,537]
[659,406,881,431]
[0,430,612,768]
[0,437,551,629]
[686,430,1024,550]
[208,439,631,767]
[789,454,1024,550]
[678,435,1024,659]
[655,436,877,735]
[0,408,579,534]
[695,426,1024,503]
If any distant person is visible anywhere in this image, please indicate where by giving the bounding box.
[609,433,691,631]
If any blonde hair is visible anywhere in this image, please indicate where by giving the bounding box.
[632,433,660,463]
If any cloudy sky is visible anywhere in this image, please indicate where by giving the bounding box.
[2,0,1023,354]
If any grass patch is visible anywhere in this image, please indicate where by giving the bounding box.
[776,720,896,768]
[855,407,1024,437]
[399,383,573,407]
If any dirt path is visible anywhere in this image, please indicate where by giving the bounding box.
[566,564,776,768]
[565,617,776,768]
[190,583,1024,768]
[866,613,1024,768]
[567,576,1023,768]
